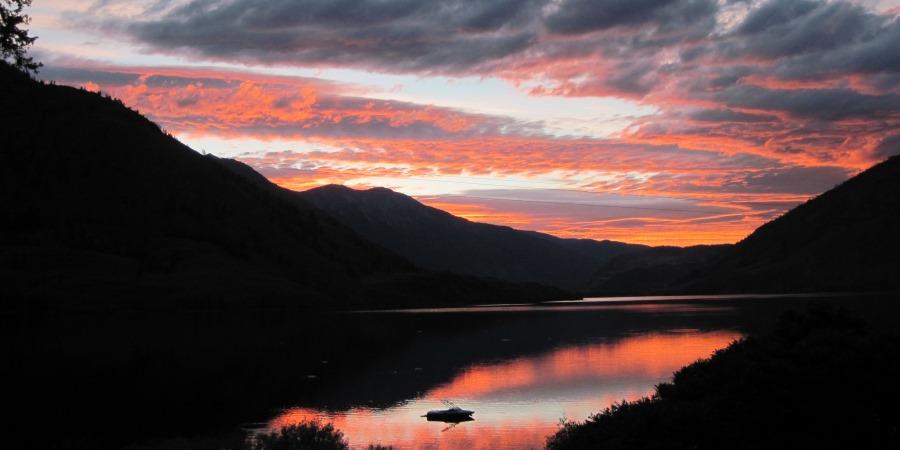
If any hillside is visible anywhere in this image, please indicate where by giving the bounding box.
[0,64,566,309]
[590,155,900,295]
[588,245,729,295]
[297,185,645,291]
[683,155,900,293]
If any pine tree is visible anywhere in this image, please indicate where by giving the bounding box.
[1,0,40,74]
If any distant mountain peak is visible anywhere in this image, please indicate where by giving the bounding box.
[313,183,355,192]
[365,186,398,194]
[297,184,645,291]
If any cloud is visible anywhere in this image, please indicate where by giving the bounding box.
[37,0,900,249]
[42,64,543,141]
[112,0,542,73]
[58,0,900,168]
[40,66,141,85]
[713,85,900,121]
[83,0,900,92]
[688,108,778,123]
[543,0,717,35]
[43,62,858,203]
[874,133,900,158]
[418,188,771,245]
[42,0,900,246]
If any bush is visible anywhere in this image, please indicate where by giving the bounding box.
[248,422,348,450]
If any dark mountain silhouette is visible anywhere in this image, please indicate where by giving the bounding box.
[296,184,646,291]
[0,63,567,309]
[683,154,900,293]
[590,155,900,294]
[588,245,728,295]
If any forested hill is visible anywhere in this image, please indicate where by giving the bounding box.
[682,154,900,293]
[0,63,567,309]
[297,184,645,291]
[589,154,900,295]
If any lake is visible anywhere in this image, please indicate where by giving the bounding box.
[266,330,738,449]
[251,295,886,450]
[6,293,896,449]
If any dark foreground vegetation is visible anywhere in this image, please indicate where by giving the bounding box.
[128,422,392,450]
[546,306,900,450]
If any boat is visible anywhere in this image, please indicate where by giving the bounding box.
[424,400,474,422]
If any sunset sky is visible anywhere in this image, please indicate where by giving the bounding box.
[29,0,900,245]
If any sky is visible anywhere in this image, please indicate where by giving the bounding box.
[27,0,900,246]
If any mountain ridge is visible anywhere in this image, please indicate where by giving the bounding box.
[0,63,569,310]
[296,184,647,291]
[683,154,900,293]
[589,154,900,295]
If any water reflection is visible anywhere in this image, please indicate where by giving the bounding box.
[354,302,736,314]
[270,330,740,450]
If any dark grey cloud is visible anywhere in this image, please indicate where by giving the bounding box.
[175,94,200,107]
[719,0,900,83]
[39,66,239,89]
[645,164,849,196]
[715,85,900,121]
[78,0,726,74]
[733,0,878,58]
[874,134,900,159]
[78,0,900,88]
[771,20,900,80]
[721,166,850,195]
[118,0,543,73]
[39,65,141,85]
[735,0,820,35]
[689,108,778,123]
[543,0,717,35]
[144,74,236,88]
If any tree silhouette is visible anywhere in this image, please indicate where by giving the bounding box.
[1,0,40,74]
[248,422,349,450]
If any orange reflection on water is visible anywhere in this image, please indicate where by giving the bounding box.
[428,332,738,400]
[270,330,740,450]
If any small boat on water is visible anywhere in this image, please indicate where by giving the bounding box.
[424,400,474,422]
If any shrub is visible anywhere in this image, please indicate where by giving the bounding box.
[247,422,348,450]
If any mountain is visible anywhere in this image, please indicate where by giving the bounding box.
[590,155,900,295]
[588,245,729,295]
[683,154,900,293]
[296,185,646,291]
[0,63,567,309]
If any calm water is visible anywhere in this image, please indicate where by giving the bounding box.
[268,330,737,450]
[259,299,756,450]
[11,293,894,449]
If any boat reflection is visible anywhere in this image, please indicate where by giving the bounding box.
[269,330,740,450]
[427,416,475,433]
